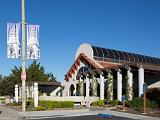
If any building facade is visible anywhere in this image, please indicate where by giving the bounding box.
[62,43,160,101]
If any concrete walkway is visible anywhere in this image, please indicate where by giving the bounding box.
[0,105,24,120]
[0,105,160,120]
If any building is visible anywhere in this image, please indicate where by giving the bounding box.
[62,43,160,101]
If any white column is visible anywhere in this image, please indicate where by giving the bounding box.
[127,68,133,100]
[117,69,122,101]
[67,90,70,96]
[74,84,76,96]
[29,86,32,97]
[19,86,22,98]
[80,76,84,96]
[138,65,144,97]
[31,86,34,98]
[26,86,29,98]
[86,74,90,97]
[100,72,104,100]
[15,84,18,103]
[34,82,38,107]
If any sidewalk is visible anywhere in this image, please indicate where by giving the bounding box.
[0,105,24,120]
[0,105,160,120]
[20,108,90,119]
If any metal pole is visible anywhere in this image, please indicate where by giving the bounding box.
[143,91,146,113]
[22,0,26,112]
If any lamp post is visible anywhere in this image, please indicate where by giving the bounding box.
[21,0,26,112]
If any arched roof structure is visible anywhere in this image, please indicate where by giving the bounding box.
[65,43,160,81]
[91,46,160,65]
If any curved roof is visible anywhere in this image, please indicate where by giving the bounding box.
[91,46,160,65]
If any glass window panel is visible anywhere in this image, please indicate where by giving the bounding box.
[107,49,114,59]
[92,46,98,57]
[96,47,103,58]
[121,51,128,61]
[128,53,135,62]
[150,57,155,64]
[101,48,109,58]
[112,49,120,60]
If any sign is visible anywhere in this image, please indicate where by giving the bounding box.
[27,25,40,59]
[21,73,26,80]
[7,23,20,59]
[143,83,147,93]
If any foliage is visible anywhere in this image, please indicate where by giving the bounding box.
[91,100,104,106]
[92,78,98,97]
[8,101,22,106]
[77,80,83,96]
[34,106,45,111]
[106,74,113,101]
[27,61,48,82]
[108,100,121,106]
[0,98,5,100]
[125,76,133,101]
[0,76,17,96]
[146,88,160,105]
[0,98,5,104]
[0,61,57,96]
[126,97,158,111]
[38,100,74,110]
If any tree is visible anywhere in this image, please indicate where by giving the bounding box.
[0,61,57,96]
[26,61,49,82]
[47,72,57,82]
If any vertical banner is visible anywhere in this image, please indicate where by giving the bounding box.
[27,25,40,59]
[7,23,20,58]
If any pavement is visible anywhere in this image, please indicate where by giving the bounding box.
[0,105,24,120]
[0,105,160,120]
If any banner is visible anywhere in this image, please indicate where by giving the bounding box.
[27,25,40,59]
[7,23,20,58]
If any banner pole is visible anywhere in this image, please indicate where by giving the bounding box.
[21,0,26,112]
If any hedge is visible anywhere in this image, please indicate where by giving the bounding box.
[38,100,74,110]
[91,100,104,106]
[108,100,121,106]
[126,97,158,111]
[34,106,45,111]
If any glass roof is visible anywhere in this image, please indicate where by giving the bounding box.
[91,46,160,65]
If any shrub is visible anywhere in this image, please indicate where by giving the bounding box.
[150,101,159,109]
[8,101,22,106]
[38,101,74,110]
[91,100,104,106]
[127,97,159,111]
[147,88,160,105]
[0,98,5,100]
[35,106,45,111]
[108,100,121,106]
[0,98,5,104]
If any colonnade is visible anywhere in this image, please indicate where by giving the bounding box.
[70,65,144,101]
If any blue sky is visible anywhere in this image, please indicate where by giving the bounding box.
[0,0,160,81]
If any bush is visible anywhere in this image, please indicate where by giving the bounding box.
[108,100,121,106]
[38,100,74,110]
[8,101,22,106]
[35,106,45,111]
[0,98,5,100]
[127,97,159,111]
[0,98,5,104]
[91,100,104,106]
[147,88,160,105]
